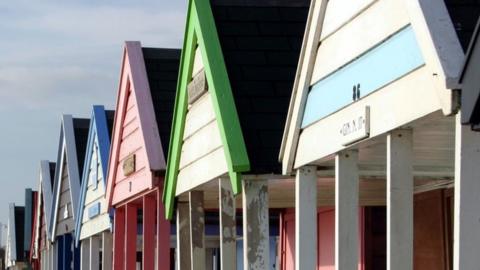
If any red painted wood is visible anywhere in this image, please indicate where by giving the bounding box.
[125,203,138,270]
[143,195,156,270]
[157,186,171,270]
[113,206,126,270]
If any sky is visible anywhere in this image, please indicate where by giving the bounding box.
[0,0,187,225]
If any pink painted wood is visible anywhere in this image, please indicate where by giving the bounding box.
[143,195,156,270]
[106,41,167,207]
[157,185,171,270]
[125,204,138,270]
[113,206,125,270]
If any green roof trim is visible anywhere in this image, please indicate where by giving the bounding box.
[163,0,250,219]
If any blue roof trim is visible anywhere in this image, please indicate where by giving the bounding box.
[74,106,112,246]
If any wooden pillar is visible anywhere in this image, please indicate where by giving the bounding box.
[90,236,100,270]
[81,238,90,270]
[219,178,236,270]
[335,150,359,270]
[157,187,171,270]
[295,166,317,270]
[113,206,125,270]
[387,129,413,270]
[102,232,113,270]
[125,204,138,270]
[144,195,156,270]
[189,191,206,270]
[242,179,270,270]
[454,113,480,270]
[177,202,191,270]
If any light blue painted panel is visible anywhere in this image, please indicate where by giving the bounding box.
[302,25,424,127]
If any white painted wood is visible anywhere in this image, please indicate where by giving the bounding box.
[79,213,111,240]
[295,66,442,168]
[177,202,192,270]
[102,232,113,270]
[90,235,100,270]
[335,150,359,270]
[312,0,409,85]
[81,238,90,270]
[189,191,206,270]
[242,180,270,270]
[387,129,413,270]
[219,178,236,270]
[295,166,317,270]
[184,93,216,139]
[280,0,328,174]
[454,112,480,270]
[320,0,375,40]
[176,147,229,196]
[192,46,204,77]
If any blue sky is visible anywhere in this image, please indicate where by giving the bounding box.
[0,0,187,224]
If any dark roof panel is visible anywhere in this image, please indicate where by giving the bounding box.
[73,118,90,180]
[105,110,115,139]
[142,48,181,160]
[445,0,480,51]
[14,206,25,261]
[210,0,310,174]
[48,162,56,188]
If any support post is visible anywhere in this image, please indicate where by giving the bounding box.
[177,202,191,270]
[242,179,270,270]
[454,113,480,269]
[189,191,206,270]
[387,129,413,270]
[295,166,317,270]
[102,232,113,270]
[113,206,125,270]
[90,236,100,270]
[219,178,236,270]
[81,238,90,270]
[125,204,138,270]
[143,195,156,270]
[335,150,359,270]
[158,187,171,270]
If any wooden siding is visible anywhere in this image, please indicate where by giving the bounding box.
[176,91,228,195]
[55,159,74,236]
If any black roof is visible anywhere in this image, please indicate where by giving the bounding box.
[48,162,56,188]
[445,0,480,51]
[14,206,25,262]
[142,48,181,161]
[210,0,310,174]
[105,110,115,139]
[73,118,90,181]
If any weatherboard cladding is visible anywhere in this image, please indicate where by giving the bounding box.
[210,0,310,174]
[445,0,480,51]
[142,48,181,158]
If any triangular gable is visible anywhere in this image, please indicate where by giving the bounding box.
[163,0,250,219]
[280,0,468,174]
[74,105,113,245]
[50,115,89,241]
[106,42,180,207]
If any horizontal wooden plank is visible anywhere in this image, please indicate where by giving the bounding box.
[184,92,216,139]
[115,149,148,184]
[111,169,151,205]
[192,46,204,77]
[85,184,105,205]
[79,213,111,240]
[312,0,410,84]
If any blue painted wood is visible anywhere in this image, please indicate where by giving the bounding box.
[88,202,101,219]
[57,237,64,270]
[64,234,73,270]
[302,25,425,127]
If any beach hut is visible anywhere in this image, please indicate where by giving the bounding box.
[105,42,180,270]
[279,1,480,269]
[5,204,27,270]
[31,161,56,270]
[74,106,114,270]
[24,189,38,269]
[161,0,310,268]
[49,115,89,270]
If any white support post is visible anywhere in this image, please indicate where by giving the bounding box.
[454,112,480,270]
[90,235,100,270]
[81,238,90,270]
[189,191,206,270]
[387,129,413,270]
[219,178,236,270]
[295,166,317,270]
[102,232,113,270]
[335,150,359,270]
[177,202,192,270]
[242,179,270,270]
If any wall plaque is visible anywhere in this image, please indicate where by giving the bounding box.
[188,69,208,104]
[123,154,136,176]
[340,106,370,146]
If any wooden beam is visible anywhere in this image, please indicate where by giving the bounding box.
[90,235,100,270]
[189,191,206,270]
[387,130,413,270]
[113,206,125,270]
[335,150,359,270]
[454,113,480,269]
[219,178,236,270]
[143,195,156,270]
[125,204,137,270]
[177,202,191,270]
[242,179,270,270]
[80,238,90,270]
[102,232,113,270]
[157,188,171,270]
[295,166,317,270]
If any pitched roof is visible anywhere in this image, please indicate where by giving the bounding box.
[445,0,480,51]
